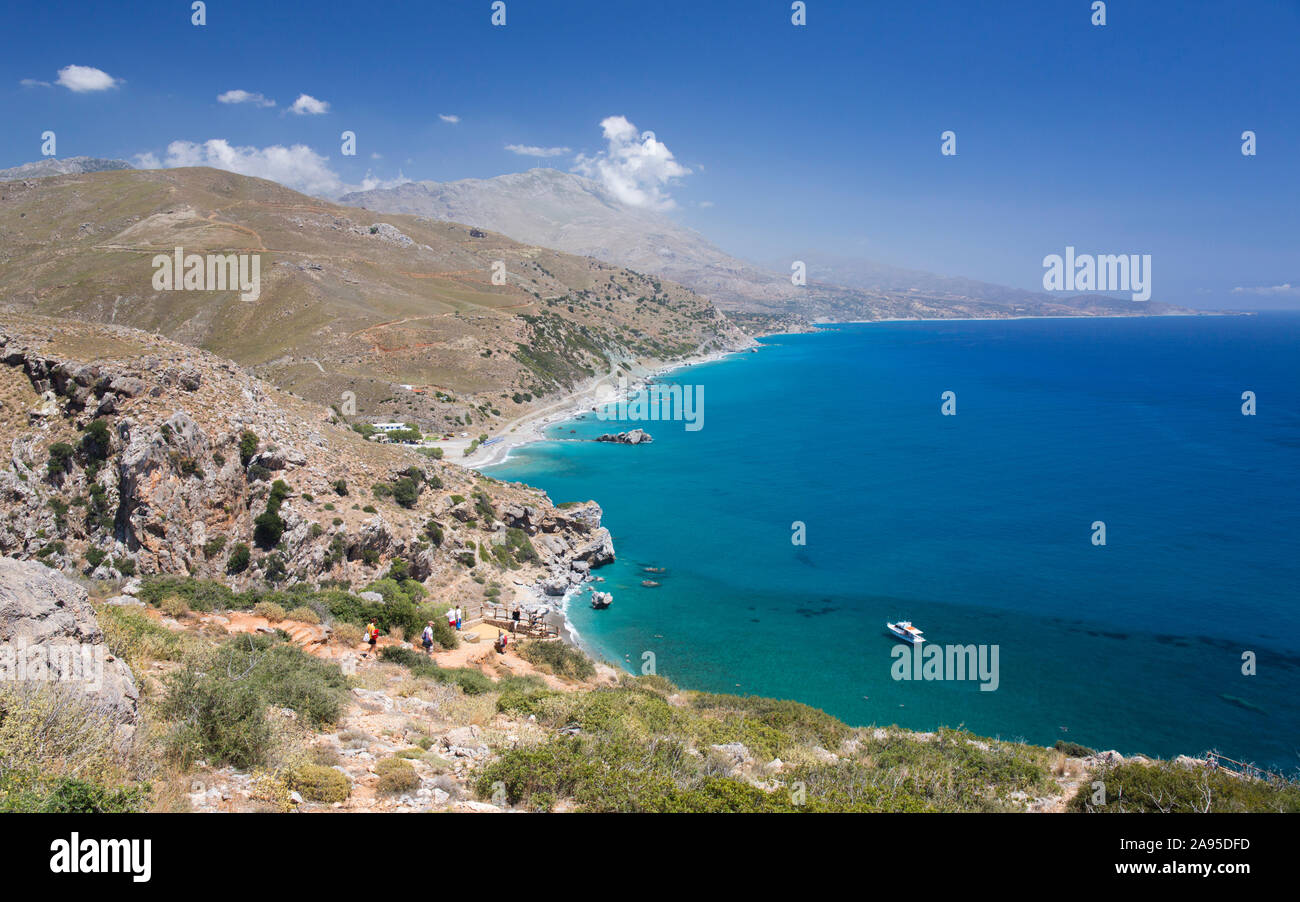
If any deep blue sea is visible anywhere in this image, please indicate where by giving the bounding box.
[487,315,1300,769]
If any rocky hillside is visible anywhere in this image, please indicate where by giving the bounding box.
[342,168,799,309]
[0,166,749,435]
[0,312,612,598]
[6,560,1287,814]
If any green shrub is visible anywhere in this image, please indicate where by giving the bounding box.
[98,604,191,666]
[375,757,418,794]
[1054,740,1095,758]
[253,601,286,622]
[253,511,285,548]
[254,481,292,548]
[158,595,189,618]
[288,764,351,803]
[80,419,112,461]
[227,543,251,574]
[379,646,489,693]
[496,677,561,717]
[333,622,364,645]
[160,664,272,769]
[392,477,420,508]
[47,442,75,479]
[1071,761,1300,813]
[160,634,348,768]
[238,431,260,466]
[0,683,135,811]
[138,576,239,611]
[505,527,538,563]
[16,777,147,813]
[518,641,595,680]
[286,606,321,624]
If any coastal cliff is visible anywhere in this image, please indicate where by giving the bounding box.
[0,313,612,609]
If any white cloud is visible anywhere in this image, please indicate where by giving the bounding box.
[1231,283,1299,296]
[218,89,275,108]
[160,139,343,195]
[439,114,460,123]
[55,65,121,93]
[505,144,572,158]
[353,171,410,192]
[145,138,409,197]
[20,78,52,88]
[698,200,714,208]
[288,94,330,115]
[572,115,690,210]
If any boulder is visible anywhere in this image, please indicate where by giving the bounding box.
[572,528,616,568]
[0,557,139,733]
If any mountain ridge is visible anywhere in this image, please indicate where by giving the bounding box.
[0,155,134,181]
[341,168,1197,319]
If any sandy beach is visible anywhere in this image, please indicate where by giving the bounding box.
[449,343,754,471]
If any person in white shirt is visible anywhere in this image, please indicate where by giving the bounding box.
[421,621,435,656]
[445,606,457,630]
[454,606,463,630]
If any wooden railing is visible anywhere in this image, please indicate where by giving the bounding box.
[1207,752,1284,783]
[466,602,561,638]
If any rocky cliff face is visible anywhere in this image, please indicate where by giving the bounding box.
[0,313,613,598]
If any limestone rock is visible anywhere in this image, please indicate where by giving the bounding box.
[0,557,139,731]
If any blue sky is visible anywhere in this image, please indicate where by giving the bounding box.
[4,0,1298,309]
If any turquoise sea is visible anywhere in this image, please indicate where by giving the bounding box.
[487,315,1300,770]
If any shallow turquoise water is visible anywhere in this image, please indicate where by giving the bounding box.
[487,315,1300,769]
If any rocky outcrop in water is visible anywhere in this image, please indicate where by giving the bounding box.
[595,429,653,445]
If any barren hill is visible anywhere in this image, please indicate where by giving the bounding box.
[0,167,748,434]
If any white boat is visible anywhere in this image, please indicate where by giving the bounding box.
[886,620,925,645]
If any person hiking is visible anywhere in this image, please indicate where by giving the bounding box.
[455,605,463,630]
[421,621,435,655]
[494,630,510,654]
[445,606,457,631]
[365,620,379,657]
